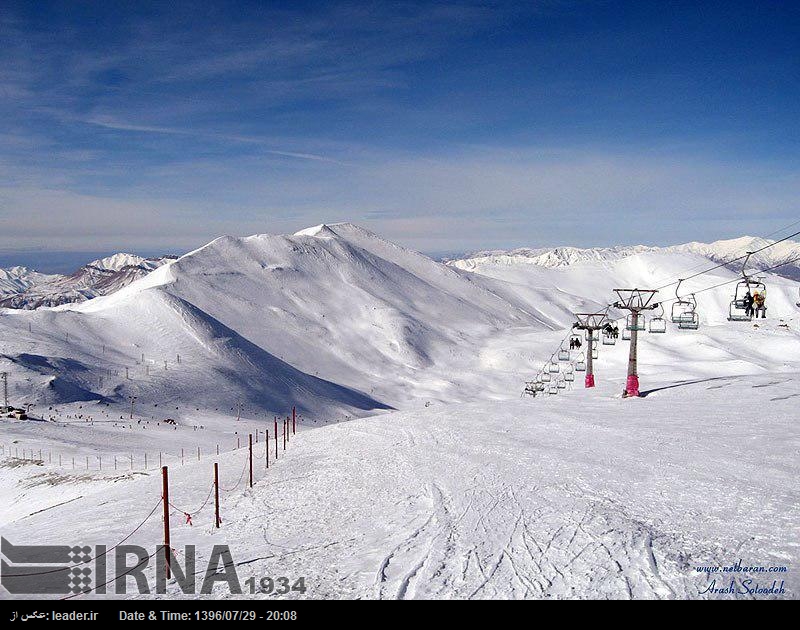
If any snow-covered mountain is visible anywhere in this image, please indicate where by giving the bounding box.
[1,224,799,601]
[0,265,59,295]
[451,235,800,281]
[0,253,176,309]
[1,222,799,420]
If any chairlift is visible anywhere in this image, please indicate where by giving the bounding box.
[649,303,667,333]
[678,311,700,330]
[534,380,545,392]
[548,383,559,395]
[602,328,617,345]
[523,382,536,397]
[622,327,631,341]
[625,313,646,331]
[575,353,586,371]
[557,378,566,389]
[728,254,767,322]
[548,361,560,373]
[541,370,552,383]
[591,345,599,359]
[671,279,696,324]
[557,349,571,362]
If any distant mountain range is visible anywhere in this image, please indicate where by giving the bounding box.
[0,253,177,309]
[2,235,798,312]
[447,236,800,281]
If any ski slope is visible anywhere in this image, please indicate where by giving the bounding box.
[1,374,797,600]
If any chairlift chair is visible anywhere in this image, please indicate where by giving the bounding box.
[534,380,545,392]
[523,382,536,397]
[671,280,696,324]
[602,330,617,345]
[557,378,566,389]
[548,361,560,373]
[557,349,571,362]
[625,313,646,331]
[541,371,551,383]
[622,327,632,341]
[729,281,766,321]
[649,317,667,333]
[678,311,700,330]
[548,384,559,395]
[591,346,599,359]
[649,303,667,333]
[728,254,767,322]
[575,353,586,371]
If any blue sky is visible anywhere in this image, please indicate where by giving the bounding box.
[1,0,798,261]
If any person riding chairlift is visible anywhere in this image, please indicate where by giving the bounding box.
[743,290,754,317]
[753,290,766,318]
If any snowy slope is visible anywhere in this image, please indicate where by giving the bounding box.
[0,267,58,296]
[71,224,542,407]
[1,374,797,600]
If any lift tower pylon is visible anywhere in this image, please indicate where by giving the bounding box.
[612,289,659,398]
[572,311,610,388]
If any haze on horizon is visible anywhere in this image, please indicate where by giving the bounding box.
[1,0,798,261]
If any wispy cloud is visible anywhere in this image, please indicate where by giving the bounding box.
[82,116,347,164]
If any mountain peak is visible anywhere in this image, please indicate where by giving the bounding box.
[88,253,146,272]
[294,224,340,238]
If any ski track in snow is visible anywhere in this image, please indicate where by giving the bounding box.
[210,377,798,600]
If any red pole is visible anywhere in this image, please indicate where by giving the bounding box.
[162,466,171,579]
[292,406,296,434]
[214,463,220,528]
[585,329,596,388]
[248,434,253,488]
[625,312,641,397]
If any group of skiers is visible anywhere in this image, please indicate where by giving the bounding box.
[603,323,620,339]
[743,290,767,318]
[568,336,583,350]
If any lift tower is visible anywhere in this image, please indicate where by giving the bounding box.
[612,289,659,398]
[1,372,8,413]
[573,311,610,388]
